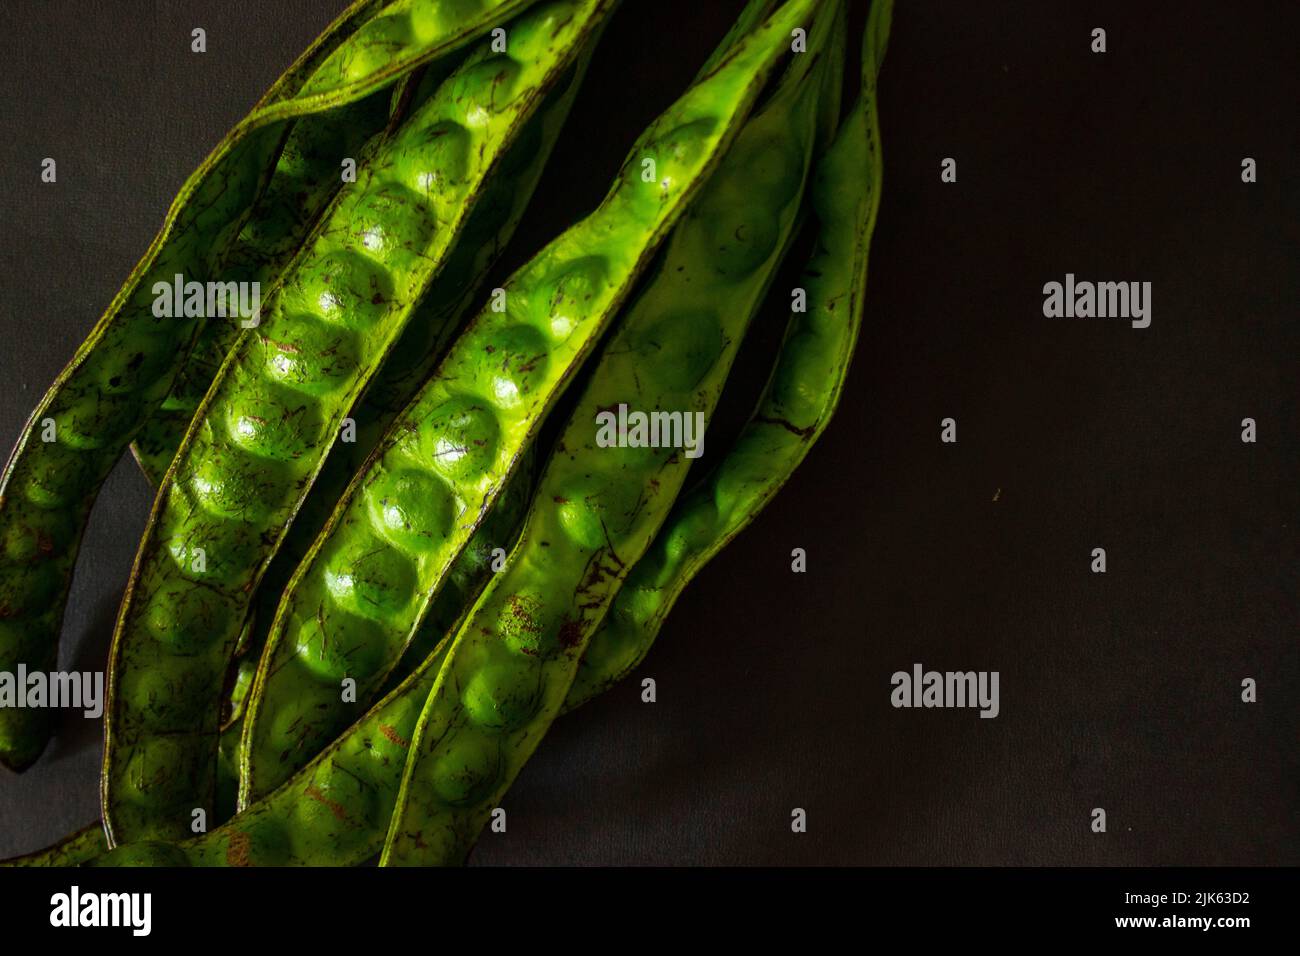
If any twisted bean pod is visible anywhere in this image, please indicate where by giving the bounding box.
[129,95,394,487]
[131,53,486,488]
[380,0,834,866]
[574,0,890,705]
[15,75,567,849]
[232,46,597,722]
[238,0,814,807]
[240,0,777,741]
[0,0,538,774]
[17,0,881,870]
[100,0,612,845]
[74,0,816,867]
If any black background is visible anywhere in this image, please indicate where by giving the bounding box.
[0,0,1295,866]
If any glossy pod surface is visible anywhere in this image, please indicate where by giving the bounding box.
[231,47,597,736]
[237,0,811,804]
[130,94,394,487]
[133,51,493,488]
[380,0,829,866]
[0,0,894,870]
[100,1,609,845]
[79,0,813,866]
[574,0,891,704]
[0,0,537,773]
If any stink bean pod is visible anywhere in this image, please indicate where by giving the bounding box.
[572,0,891,707]
[238,0,817,806]
[0,0,538,773]
[81,2,825,866]
[131,52,485,488]
[129,94,394,487]
[6,649,270,866]
[232,46,597,718]
[90,645,449,867]
[13,0,891,871]
[100,0,614,846]
[379,0,833,866]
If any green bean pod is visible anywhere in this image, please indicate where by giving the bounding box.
[80,3,823,867]
[100,0,613,846]
[130,54,486,488]
[259,0,782,720]
[128,95,394,487]
[380,0,834,867]
[231,1,764,690]
[11,0,882,873]
[572,0,891,707]
[374,448,537,697]
[231,44,597,724]
[10,650,279,866]
[0,0,540,774]
[238,0,817,807]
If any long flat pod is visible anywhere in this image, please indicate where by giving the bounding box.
[380,0,835,866]
[219,0,770,764]
[238,0,819,806]
[0,0,539,774]
[231,45,599,712]
[127,94,396,487]
[129,54,483,487]
[237,1,785,679]
[80,2,825,866]
[572,0,892,707]
[100,1,614,846]
[371,0,838,704]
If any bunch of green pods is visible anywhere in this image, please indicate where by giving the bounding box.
[0,0,892,867]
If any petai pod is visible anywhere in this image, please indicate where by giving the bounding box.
[571,0,891,707]
[128,93,394,487]
[237,0,816,805]
[89,652,449,867]
[0,0,539,774]
[131,52,484,488]
[380,0,833,866]
[10,640,280,865]
[100,0,612,846]
[373,447,537,699]
[232,42,598,714]
[215,450,536,825]
[84,1,822,865]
